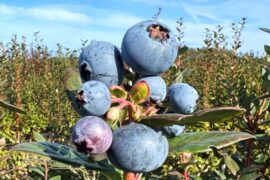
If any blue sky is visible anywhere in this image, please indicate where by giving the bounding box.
[0,0,269,55]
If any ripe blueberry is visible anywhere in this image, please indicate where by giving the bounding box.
[169,83,199,114]
[121,20,178,75]
[75,80,111,116]
[72,116,113,154]
[108,123,169,172]
[79,41,125,87]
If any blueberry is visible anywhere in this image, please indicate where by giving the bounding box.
[169,83,199,114]
[79,41,125,87]
[162,125,185,137]
[121,20,178,75]
[75,80,111,116]
[137,76,166,103]
[72,116,113,154]
[107,123,168,172]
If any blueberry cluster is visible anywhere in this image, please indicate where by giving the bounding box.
[70,20,199,173]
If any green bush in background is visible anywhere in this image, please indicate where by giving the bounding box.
[0,17,270,179]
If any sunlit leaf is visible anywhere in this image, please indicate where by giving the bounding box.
[0,100,26,114]
[174,68,193,83]
[169,131,254,153]
[29,166,45,177]
[259,27,270,33]
[110,86,128,99]
[264,45,270,55]
[11,142,115,172]
[239,172,261,180]
[223,154,239,176]
[33,131,46,142]
[261,66,270,91]
[49,175,61,180]
[64,68,82,107]
[141,107,245,126]
[129,81,150,104]
[64,68,82,91]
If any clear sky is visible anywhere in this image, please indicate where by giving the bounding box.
[0,0,269,56]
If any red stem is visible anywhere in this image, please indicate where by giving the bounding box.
[184,168,189,180]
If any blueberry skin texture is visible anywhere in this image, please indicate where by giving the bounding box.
[79,41,125,87]
[137,76,167,103]
[162,125,185,137]
[108,123,169,172]
[169,83,199,114]
[72,116,113,154]
[75,81,111,116]
[121,20,178,75]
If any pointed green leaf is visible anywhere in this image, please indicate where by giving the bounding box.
[241,164,263,174]
[259,27,270,33]
[33,131,46,142]
[239,172,261,180]
[64,68,82,108]
[264,45,270,55]
[110,85,128,99]
[49,176,61,180]
[178,46,189,54]
[101,171,123,180]
[0,79,7,87]
[129,81,150,104]
[64,68,81,91]
[214,170,226,179]
[169,131,255,153]
[11,142,115,172]
[29,166,45,177]
[174,68,193,83]
[141,107,245,126]
[261,67,270,91]
[223,154,239,176]
[0,100,26,114]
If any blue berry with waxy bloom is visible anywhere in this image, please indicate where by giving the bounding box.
[121,20,178,75]
[107,123,169,172]
[162,125,185,137]
[79,41,125,87]
[72,116,113,155]
[75,80,111,116]
[168,83,199,114]
[137,76,167,103]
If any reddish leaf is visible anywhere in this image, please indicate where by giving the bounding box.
[129,81,150,104]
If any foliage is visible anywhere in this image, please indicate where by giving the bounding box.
[0,19,270,179]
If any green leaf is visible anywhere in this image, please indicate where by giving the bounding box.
[29,166,44,177]
[169,131,255,153]
[239,172,261,180]
[174,68,193,83]
[101,171,123,180]
[64,68,82,114]
[129,81,150,104]
[110,85,128,99]
[33,131,46,142]
[141,107,245,126]
[259,118,270,125]
[223,154,239,176]
[0,79,7,87]
[241,164,263,174]
[64,67,81,91]
[0,100,26,114]
[11,142,115,172]
[214,170,226,180]
[261,66,270,91]
[264,45,270,55]
[259,27,270,33]
[49,175,61,180]
[178,46,189,54]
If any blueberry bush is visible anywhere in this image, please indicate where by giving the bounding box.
[0,15,270,180]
